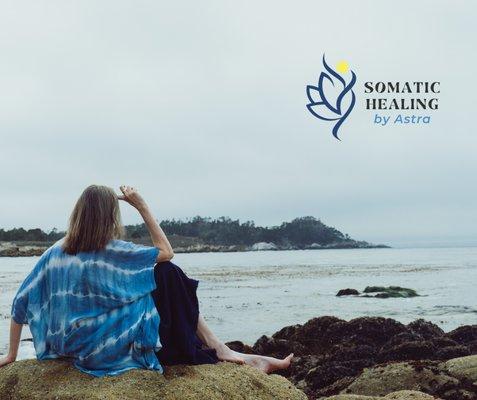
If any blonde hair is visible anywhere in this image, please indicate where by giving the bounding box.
[63,185,124,254]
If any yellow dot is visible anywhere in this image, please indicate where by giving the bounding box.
[336,61,349,74]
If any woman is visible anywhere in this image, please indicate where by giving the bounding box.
[0,185,292,376]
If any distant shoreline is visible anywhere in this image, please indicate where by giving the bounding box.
[0,240,390,257]
[0,216,389,257]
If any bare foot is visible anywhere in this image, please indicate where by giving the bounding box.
[213,343,245,364]
[240,353,294,374]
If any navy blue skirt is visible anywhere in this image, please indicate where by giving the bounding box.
[151,261,219,366]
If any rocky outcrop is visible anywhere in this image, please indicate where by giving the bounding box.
[363,286,419,298]
[335,287,419,298]
[330,355,477,399]
[2,317,476,399]
[251,242,278,251]
[340,359,473,399]
[443,354,477,384]
[0,242,46,257]
[0,359,306,400]
[336,289,360,296]
[0,240,390,257]
[172,243,247,253]
[323,391,437,399]
[230,316,477,399]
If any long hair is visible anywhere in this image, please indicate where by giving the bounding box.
[63,185,124,255]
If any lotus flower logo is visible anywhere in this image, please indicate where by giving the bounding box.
[306,55,356,140]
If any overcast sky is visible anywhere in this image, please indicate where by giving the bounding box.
[0,0,475,246]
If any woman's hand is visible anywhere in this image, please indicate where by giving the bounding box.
[118,186,148,211]
[118,186,174,262]
[0,353,16,368]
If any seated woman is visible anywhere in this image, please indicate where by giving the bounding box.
[0,185,292,377]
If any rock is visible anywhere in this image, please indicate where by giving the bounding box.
[323,390,437,399]
[381,331,424,348]
[288,355,323,382]
[376,331,471,363]
[250,242,277,251]
[0,242,47,257]
[267,316,345,355]
[321,395,379,399]
[5,317,477,400]
[253,336,308,358]
[378,340,436,363]
[336,289,360,296]
[435,345,471,360]
[307,243,323,249]
[173,244,248,253]
[272,324,302,340]
[341,360,460,398]
[337,287,420,299]
[244,316,477,399]
[382,391,438,400]
[311,376,356,397]
[447,325,477,345]
[408,319,444,339]
[469,340,477,354]
[363,286,419,298]
[430,337,459,347]
[327,345,377,363]
[443,355,477,384]
[298,316,345,351]
[323,317,407,347]
[305,360,373,394]
[0,359,306,400]
[225,340,254,354]
[0,243,20,256]
[302,344,377,397]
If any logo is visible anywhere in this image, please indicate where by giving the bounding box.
[306,55,356,140]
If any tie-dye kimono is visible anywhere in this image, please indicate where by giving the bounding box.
[10,238,162,377]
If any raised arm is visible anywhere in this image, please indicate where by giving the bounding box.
[119,186,174,263]
[0,319,23,368]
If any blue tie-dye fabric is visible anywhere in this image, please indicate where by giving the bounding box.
[10,238,162,377]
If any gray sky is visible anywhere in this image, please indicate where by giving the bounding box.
[0,0,475,246]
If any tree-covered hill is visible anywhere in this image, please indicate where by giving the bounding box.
[0,216,386,251]
[126,216,354,247]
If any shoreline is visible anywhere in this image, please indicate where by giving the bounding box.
[0,241,390,257]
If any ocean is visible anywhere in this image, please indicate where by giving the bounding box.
[1,246,476,360]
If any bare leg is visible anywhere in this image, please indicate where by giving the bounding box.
[196,314,245,364]
[196,314,293,373]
